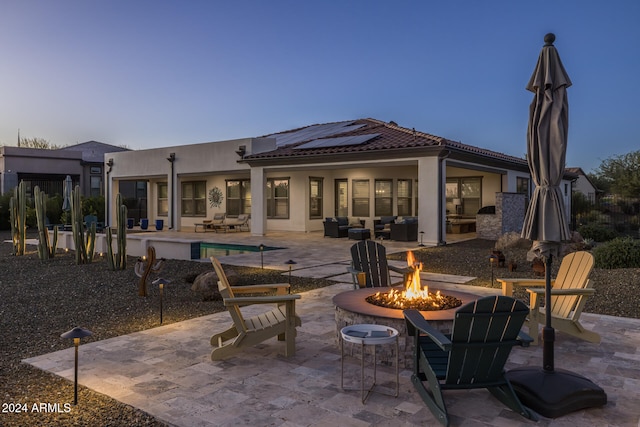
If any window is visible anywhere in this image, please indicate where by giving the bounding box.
[335,179,348,217]
[309,177,323,219]
[267,178,289,219]
[226,179,251,216]
[516,177,529,194]
[352,179,369,217]
[375,179,393,216]
[181,181,206,216]
[397,179,412,216]
[157,183,168,216]
[446,177,482,215]
[90,176,102,197]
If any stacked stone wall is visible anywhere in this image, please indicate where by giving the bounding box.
[477,193,527,240]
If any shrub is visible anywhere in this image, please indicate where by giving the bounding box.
[577,223,618,242]
[593,237,640,269]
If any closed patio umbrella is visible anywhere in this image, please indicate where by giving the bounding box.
[62,175,73,212]
[506,34,606,418]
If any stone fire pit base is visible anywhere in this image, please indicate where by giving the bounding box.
[333,287,479,369]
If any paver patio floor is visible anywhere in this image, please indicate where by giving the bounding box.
[24,278,640,426]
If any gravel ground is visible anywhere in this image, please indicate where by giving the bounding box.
[1,230,638,426]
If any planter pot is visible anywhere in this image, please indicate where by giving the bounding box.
[140,218,149,230]
[155,219,164,231]
[127,218,134,229]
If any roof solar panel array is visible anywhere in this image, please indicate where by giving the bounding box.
[266,121,365,147]
[293,133,380,150]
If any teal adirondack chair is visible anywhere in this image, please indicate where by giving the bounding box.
[404,296,537,426]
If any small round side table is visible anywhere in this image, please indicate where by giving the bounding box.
[340,324,399,403]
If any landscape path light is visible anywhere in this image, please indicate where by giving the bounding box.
[285,259,297,288]
[60,326,93,405]
[153,277,170,324]
[259,244,265,269]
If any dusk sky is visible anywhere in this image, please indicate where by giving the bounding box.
[1,1,638,173]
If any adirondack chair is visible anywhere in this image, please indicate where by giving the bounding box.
[498,251,598,345]
[404,296,537,427]
[347,240,410,289]
[209,257,302,360]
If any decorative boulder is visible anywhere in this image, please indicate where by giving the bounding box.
[191,269,239,301]
[495,231,531,251]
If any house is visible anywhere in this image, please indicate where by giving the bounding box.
[0,141,129,198]
[566,167,600,202]
[104,118,574,244]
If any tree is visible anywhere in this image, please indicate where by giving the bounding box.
[18,137,60,149]
[592,150,640,197]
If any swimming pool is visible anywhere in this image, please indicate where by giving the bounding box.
[199,242,283,259]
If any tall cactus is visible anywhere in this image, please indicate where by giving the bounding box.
[9,181,27,256]
[106,193,127,270]
[70,185,96,264]
[34,186,58,260]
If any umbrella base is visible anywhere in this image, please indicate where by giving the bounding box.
[506,367,607,418]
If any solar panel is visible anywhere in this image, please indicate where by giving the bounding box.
[294,133,380,150]
[266,121,366,147]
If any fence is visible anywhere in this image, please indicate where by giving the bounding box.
[572,193,640,238]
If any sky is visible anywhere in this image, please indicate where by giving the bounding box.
[1,1,639,173]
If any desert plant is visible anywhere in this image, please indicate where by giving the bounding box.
[34,186,58,260]
[593,237,640,269]
[70,185,96,264]
[106,193,127,270]
[9,181,27,256]
[577,223,618,242]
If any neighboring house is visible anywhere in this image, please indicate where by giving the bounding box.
[0,141,129,198]
[566,167,600,202]
[105,118,574,245]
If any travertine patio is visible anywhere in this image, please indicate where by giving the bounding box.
[23,231,640,426]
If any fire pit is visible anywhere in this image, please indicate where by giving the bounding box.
[333,251,479,368]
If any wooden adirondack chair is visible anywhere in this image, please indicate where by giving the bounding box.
[347,240,410,289]
[404,296,537,427]
[209,257,302,360]
[498,251,598,345]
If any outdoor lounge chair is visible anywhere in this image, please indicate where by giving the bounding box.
[404,296,537,426]
[347,240,410,288]
[221,213,250,231]
[195,212,226,232]
[497,251,599,345]
[209,257,301,360]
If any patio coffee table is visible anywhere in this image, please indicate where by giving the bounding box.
[340,324,399,403]
[348,228,371,240]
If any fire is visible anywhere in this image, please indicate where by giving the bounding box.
[366,251,461,311]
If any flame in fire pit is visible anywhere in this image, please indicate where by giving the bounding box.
[365,251,462,311]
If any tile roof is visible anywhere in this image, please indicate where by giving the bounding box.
[244,118,527,166]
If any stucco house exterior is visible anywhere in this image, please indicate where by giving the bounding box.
[566,167,600,202]
[0,141,129,198]
[104,118,574,245]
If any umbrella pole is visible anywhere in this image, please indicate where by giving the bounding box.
[542,255,554,372]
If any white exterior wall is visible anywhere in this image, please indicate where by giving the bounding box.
[418,157,442,246]
[106,138,268,230]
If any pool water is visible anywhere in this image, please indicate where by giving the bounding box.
[199,242,283,259]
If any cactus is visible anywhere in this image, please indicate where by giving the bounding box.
[9,181,27,256]
[106,193,127,270]
[70,185,96,264]
[134,246,165,297]
[34,186,58,260]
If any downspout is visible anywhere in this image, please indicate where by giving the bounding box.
[437,150,450,246]
[167,153,176,229]
[105,158,114,227]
